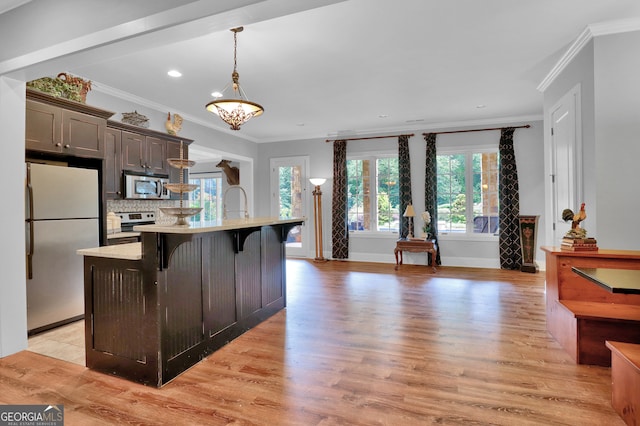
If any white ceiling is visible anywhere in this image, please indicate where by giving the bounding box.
[0,0,29,15]
[4,0,640,146]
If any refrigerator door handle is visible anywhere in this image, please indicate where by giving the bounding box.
[26,164,34,279]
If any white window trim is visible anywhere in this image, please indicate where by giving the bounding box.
[189,171,223,179]
[348,230,400,239]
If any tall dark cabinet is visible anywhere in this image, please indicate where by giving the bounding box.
[104,127,122,199]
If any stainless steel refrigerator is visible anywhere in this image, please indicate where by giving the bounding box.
[25,162,99,334]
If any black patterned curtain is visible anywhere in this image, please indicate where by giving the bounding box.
[498,127,522,269]
[398,135,412,238]
[424,133,441,265]
[331,140,349,259]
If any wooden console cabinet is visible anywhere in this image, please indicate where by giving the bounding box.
[542,247,640,366]
[606,341,640,426]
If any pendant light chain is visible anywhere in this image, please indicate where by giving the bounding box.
[231,27,242,89]
[233,29,238,74]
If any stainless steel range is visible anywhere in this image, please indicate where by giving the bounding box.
[117,211,156,232]
[106,211,156,245]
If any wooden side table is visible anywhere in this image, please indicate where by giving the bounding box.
[394,238,437,272]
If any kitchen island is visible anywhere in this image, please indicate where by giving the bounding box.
[78,217,303,387]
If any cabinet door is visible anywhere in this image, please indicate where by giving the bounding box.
[146,136,167,174]
[121,131,146,172]
[62,110,105,158]
[104,128,122,199]
[25,100,62,153]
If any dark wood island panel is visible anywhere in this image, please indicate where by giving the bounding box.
[82,222,300,387]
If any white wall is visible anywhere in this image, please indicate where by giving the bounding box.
[257,120,547,268]
[543,39,597,245]
[593,31,640,249]
[543,31,640,251]
[0,77,28,357]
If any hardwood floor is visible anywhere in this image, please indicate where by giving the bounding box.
[0,260,624,425]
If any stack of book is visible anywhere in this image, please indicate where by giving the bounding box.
[561,236,598,251]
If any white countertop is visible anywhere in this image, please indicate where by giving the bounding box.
[77,242,142,260]
[107,231,140,239]
[78,217,305,259]
[133,216,305,234]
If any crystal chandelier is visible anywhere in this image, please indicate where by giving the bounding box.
[206,27,264,130]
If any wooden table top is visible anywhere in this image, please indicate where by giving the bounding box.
[572,267,640,295]
[396,238,435,247]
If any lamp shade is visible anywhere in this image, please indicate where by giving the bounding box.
[309,178,326,186]
[206,98,263,130]
[403,204,415,217]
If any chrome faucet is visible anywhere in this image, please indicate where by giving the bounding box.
[223,185,249,219]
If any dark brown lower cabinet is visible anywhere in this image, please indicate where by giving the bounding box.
[82,224,294,387]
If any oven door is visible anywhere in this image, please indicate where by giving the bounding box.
[124,173,169,199]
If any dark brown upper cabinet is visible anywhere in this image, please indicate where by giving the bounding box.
[107,121,192,200]
[25,89,113,159]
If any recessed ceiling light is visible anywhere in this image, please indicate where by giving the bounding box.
[167,70,182,77]
[211,91,223,98]
[378,114,389,119]
[476,104,486,109]
[406,119,425,123]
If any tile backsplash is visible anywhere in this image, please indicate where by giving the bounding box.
[107,199,182,225]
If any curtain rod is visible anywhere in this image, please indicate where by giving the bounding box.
[325,133,414,143]
[423,124,530,136]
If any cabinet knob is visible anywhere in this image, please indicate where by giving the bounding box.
[64,144,70,148]
[55,143,62,147]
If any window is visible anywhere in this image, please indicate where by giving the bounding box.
[277,165,303,219]
[437,148,499,235]
[188,173,223,224]
[347,154,399,233]
[276,164,304,250]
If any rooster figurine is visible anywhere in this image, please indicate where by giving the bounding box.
[165,112,183,136]
[562,203,587,237]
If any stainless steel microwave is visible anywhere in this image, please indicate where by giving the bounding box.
[124,172,170,199]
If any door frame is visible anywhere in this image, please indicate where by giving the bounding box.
[546,83,583,246]
[270,156,310,258]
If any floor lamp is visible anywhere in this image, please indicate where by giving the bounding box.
[310,178,328,262]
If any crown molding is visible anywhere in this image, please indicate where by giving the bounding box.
[314,114,542,144]
[537,17,640,93]
[91,81,260,143]
[92,80,541,145]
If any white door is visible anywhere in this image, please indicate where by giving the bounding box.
[550,85,582,245]
[270,156,309,257]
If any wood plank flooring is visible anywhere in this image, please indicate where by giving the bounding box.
[0,260,624,425]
